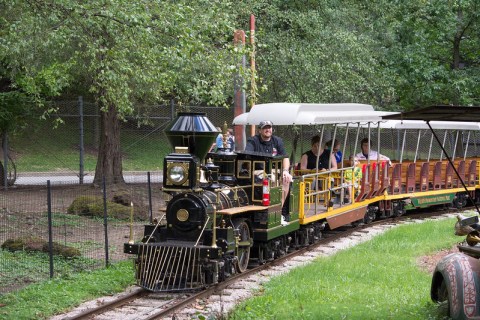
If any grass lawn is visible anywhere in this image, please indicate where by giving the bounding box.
[0,260,135,320]
[0,215,463,319]
[229,216,461,320]
[9,120,170,173]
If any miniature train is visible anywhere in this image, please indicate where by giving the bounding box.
[124,104,480,293]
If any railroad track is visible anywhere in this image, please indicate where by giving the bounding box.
[59,209,462,320]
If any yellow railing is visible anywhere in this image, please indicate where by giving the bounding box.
[296,167,358,212]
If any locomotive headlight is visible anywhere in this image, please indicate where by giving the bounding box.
[170,166,185,182]
[167,162,189,185]
[164,153,199,190]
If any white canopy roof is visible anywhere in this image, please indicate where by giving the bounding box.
[362,119,480,130]
[232,103,398,126]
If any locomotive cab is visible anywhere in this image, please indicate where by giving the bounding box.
[234,151,286,206]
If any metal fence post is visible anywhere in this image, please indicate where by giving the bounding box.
[2,133,7,190]
[148,172,153,224]
[79,96,84,184]
[47,180,54,278]
[102,176,110,267]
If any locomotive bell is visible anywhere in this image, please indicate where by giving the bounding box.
[165,112,219,161]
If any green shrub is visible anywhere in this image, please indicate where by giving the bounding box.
[1,236,46,252]
[41,242,81,258]
[1,236,81,258]
[67,195,132,220]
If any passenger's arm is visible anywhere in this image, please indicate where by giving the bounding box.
[300,154,308,170]
[245,138,255,152]
[330,154,337,170]
[379,153,392,166]
[283,157,292,183]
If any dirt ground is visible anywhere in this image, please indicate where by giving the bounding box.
[418,245,460,274]
[0,183,166,261]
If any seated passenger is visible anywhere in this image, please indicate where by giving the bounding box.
[300,135,337,170]
[209,127,223,152]
[344,156,362,202]
[325,139,343,164]
[355,138,391,165]
[227,128,235,151]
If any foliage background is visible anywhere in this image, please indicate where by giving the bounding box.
[0,0,479,179]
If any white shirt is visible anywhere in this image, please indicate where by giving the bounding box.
[355,150,390,162]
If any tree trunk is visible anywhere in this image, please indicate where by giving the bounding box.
[93,102,124,185]
[453,34,461,70]
[452,8,464,70]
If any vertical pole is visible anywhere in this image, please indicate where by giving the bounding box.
[147,171,153,224]
[475,132,478,155]
[170,99,175,120]
[129,202,134,244]
[440,131,448,161]
[102,176,110,267]
[427,133,434,162]
[376,124,381,179]
[453,131,459,161]
[79,96,85,184]
[353,123,360,156]
[233,30,247,151]
[3,133,8,190]
[249,14,256,138]
[414,129,421,163]
[341,124,349,167]
[400,130,406,162]
[465,131,471,160]
[47,180,54,278]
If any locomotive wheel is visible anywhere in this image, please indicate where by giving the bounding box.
[233,219,252,273]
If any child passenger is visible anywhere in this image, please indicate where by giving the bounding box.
[344,156,362,202]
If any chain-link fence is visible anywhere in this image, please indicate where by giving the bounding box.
[2,98,236,187]
[0,174,166,295]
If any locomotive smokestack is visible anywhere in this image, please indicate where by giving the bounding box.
[165,112,219,161]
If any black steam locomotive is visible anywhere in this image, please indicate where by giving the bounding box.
[124,112,304,292]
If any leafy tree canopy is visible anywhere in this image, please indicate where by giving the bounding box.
[1,0,242,183]
[235,0,480,110]
[1,0,240,114]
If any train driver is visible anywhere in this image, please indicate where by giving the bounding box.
[245,120,292,225]
[245,120,292,184]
